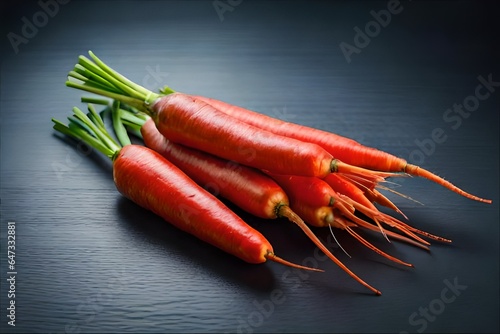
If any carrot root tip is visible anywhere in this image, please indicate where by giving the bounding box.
[265,251,324,272]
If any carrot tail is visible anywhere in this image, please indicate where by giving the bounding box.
[338,173,410,220]
[375,184,424,206]
[265,252,324,272]
[344,225,414,267]
[279,206,381,295]
[355,225,430,251]
[337,202,431,246]
[382,213,452,244]
[405,164,492,204]
[338,193,451,244]
[333,196,390,243]
[348,219,430,251]
[371,189,409,221]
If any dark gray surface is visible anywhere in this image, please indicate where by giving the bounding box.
[1,1,499,333]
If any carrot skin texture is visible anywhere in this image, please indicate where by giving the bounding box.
[151,93,334,177]
[141,118,287,219]
[193,95,402,171]
[268,173,336,209]
[194,96,491,203]
[113,145,270,264]
[141,119,381,294]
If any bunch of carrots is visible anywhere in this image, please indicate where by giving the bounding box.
[53,51,491,295]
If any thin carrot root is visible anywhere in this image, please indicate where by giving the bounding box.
[336,193,452,244]
[336,198,432,246]
[278,206,381,295]
[334,196,390,243]
[371,189,409,221]
[345,226,414,267]
[265,251,324,272]
[353,224,430,251]
[375,184,424,207]
[333,215,413,266]
[405,164,492,204]
[338,172,410,220]
[327,224,352,258]
[383,214,452,243]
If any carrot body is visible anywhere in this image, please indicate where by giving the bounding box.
[151,93,334,177]
[141,118,286,219]
[140,118,382,294]
[267,173,356,218]
[53,107,324,274]
[192,95,401,171]
[194,95,491,203]
[113,145,273,264]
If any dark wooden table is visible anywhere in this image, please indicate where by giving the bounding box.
[1,1,498,333]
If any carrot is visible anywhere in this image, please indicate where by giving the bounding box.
[51,106,325,273]
[65,51,396,181]
[191,95,491,204]
[264,174,420,262]
[117,109,382,295]
[282,198,415,267]
[268,172,448,246]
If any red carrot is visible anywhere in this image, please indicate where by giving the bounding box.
[52,107,325,273]
[192,95,491,204]
[267,172,448,246]
[282,199,415,267]
[65,52,397,181]
[122,113,382,295]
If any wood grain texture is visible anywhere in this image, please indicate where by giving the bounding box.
[1,1,498,333]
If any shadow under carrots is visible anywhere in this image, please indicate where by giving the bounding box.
[114,196,278,294]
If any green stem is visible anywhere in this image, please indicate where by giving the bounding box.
[66,51,166,120]
[52,118,116,159]
[120,108,148,127]
[88,51,153,98]
[78,56,146,101]
[66,81,146,111]
[112,101,132,147]
[52,104,124,161]
[81,96,110,106]
[159,85,176,95]
[122,120,144,139]
[73,107,121,153]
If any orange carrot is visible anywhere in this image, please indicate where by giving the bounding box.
[127,115,382,295]
[193,95,491,204]
[52,107,322,272]
[66,52,390,182]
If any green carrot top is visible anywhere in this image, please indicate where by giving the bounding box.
[52,103,122,161]
[66,51,175,115]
